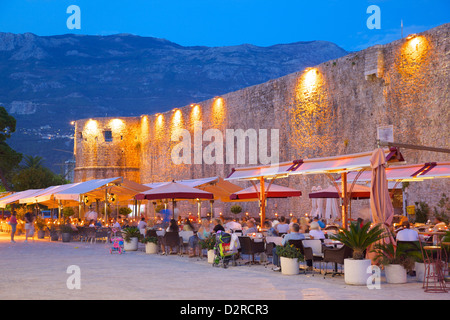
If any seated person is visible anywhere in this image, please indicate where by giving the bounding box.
[433,217,447,232]
[264,220,278,237]
[275,216,290,234]
[308,221,325,240]
[212,218,225,233]
[272,223,305,271]
[396,221,419,242]
[243,220,258,236]
[224,217,242,232]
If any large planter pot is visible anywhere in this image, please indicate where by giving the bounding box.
[280,257,300,275]
[61,233,72,243]
[385,264,407,284]
[415,262,436,283]
[124,237,138,251]
[50,232,59,241]
[344,258,372,285]
[145,242,158,254]
[37,230,46,239]
[207,249,215,263]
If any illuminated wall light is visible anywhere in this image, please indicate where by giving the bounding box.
[84,119,99,136]
[109,118,124,130]
[172,109,183,128]
[212,97,225,128]
[302,68,319,93]
[190,104,202,125]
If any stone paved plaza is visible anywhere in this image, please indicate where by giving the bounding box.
[1,233,449,301]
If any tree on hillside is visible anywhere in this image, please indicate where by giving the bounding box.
[11,154,68,191]
[0,106,22,190]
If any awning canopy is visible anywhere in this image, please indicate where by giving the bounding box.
[230,183,302,200]
[0,189,43,208]
[54,177,150,203]
[19,183,82,208]
[338,162,450,183]
[309,184,371,199]
[225,148,404,181]
[144,176,242,202]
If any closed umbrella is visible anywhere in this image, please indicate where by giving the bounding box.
[310,186,318,217]
[369,148,395,244]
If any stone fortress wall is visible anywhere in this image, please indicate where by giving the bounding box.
[74,23,449,220]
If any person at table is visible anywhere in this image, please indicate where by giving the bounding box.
[433,217,447,232]
[275,216,289,234]
[243,220,258,236]
[272,223,305,271]
[212,218,225,233]
[264,220,278,237]
[299,217,309,233]
[224,217,242,232]
[166,219,179,232]
[112,218,121,230]
[309,221,325,240]
[313,216,326,229]
[183,218,195,231]
[188,218,211,257]
[396,221,419,242]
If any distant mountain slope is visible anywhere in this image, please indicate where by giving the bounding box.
[0,32,348,173]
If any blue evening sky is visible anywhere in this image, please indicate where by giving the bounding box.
[0,0,448,51]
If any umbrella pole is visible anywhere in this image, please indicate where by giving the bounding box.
[259,177,266,224]
[197,199,201,221]
[209,200,214,222]
[172,199,175,219]
[341,172,348,229]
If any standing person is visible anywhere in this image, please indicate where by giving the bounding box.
[9,211,18,243]
[24,211,34,242]
[137,217,148,237]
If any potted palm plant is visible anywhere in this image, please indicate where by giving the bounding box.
[331,221,385,285]
[372,242,418,284]
[141,236,158,254]
[276,244,304,275]
[122,226,141,251]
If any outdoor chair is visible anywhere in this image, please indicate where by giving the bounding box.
[322,244,353,277]
[302,239,324,274]
[84,227,97,243]
[76,226,86,242]
[179,230,194,255]
[160,231,181,255]
[238,236,265,265]
[95,228,109,243]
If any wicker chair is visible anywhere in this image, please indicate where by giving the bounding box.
[322,245,353,277]
[160,231,180,255]
[238,236,265,265]
[302,239,325,274]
